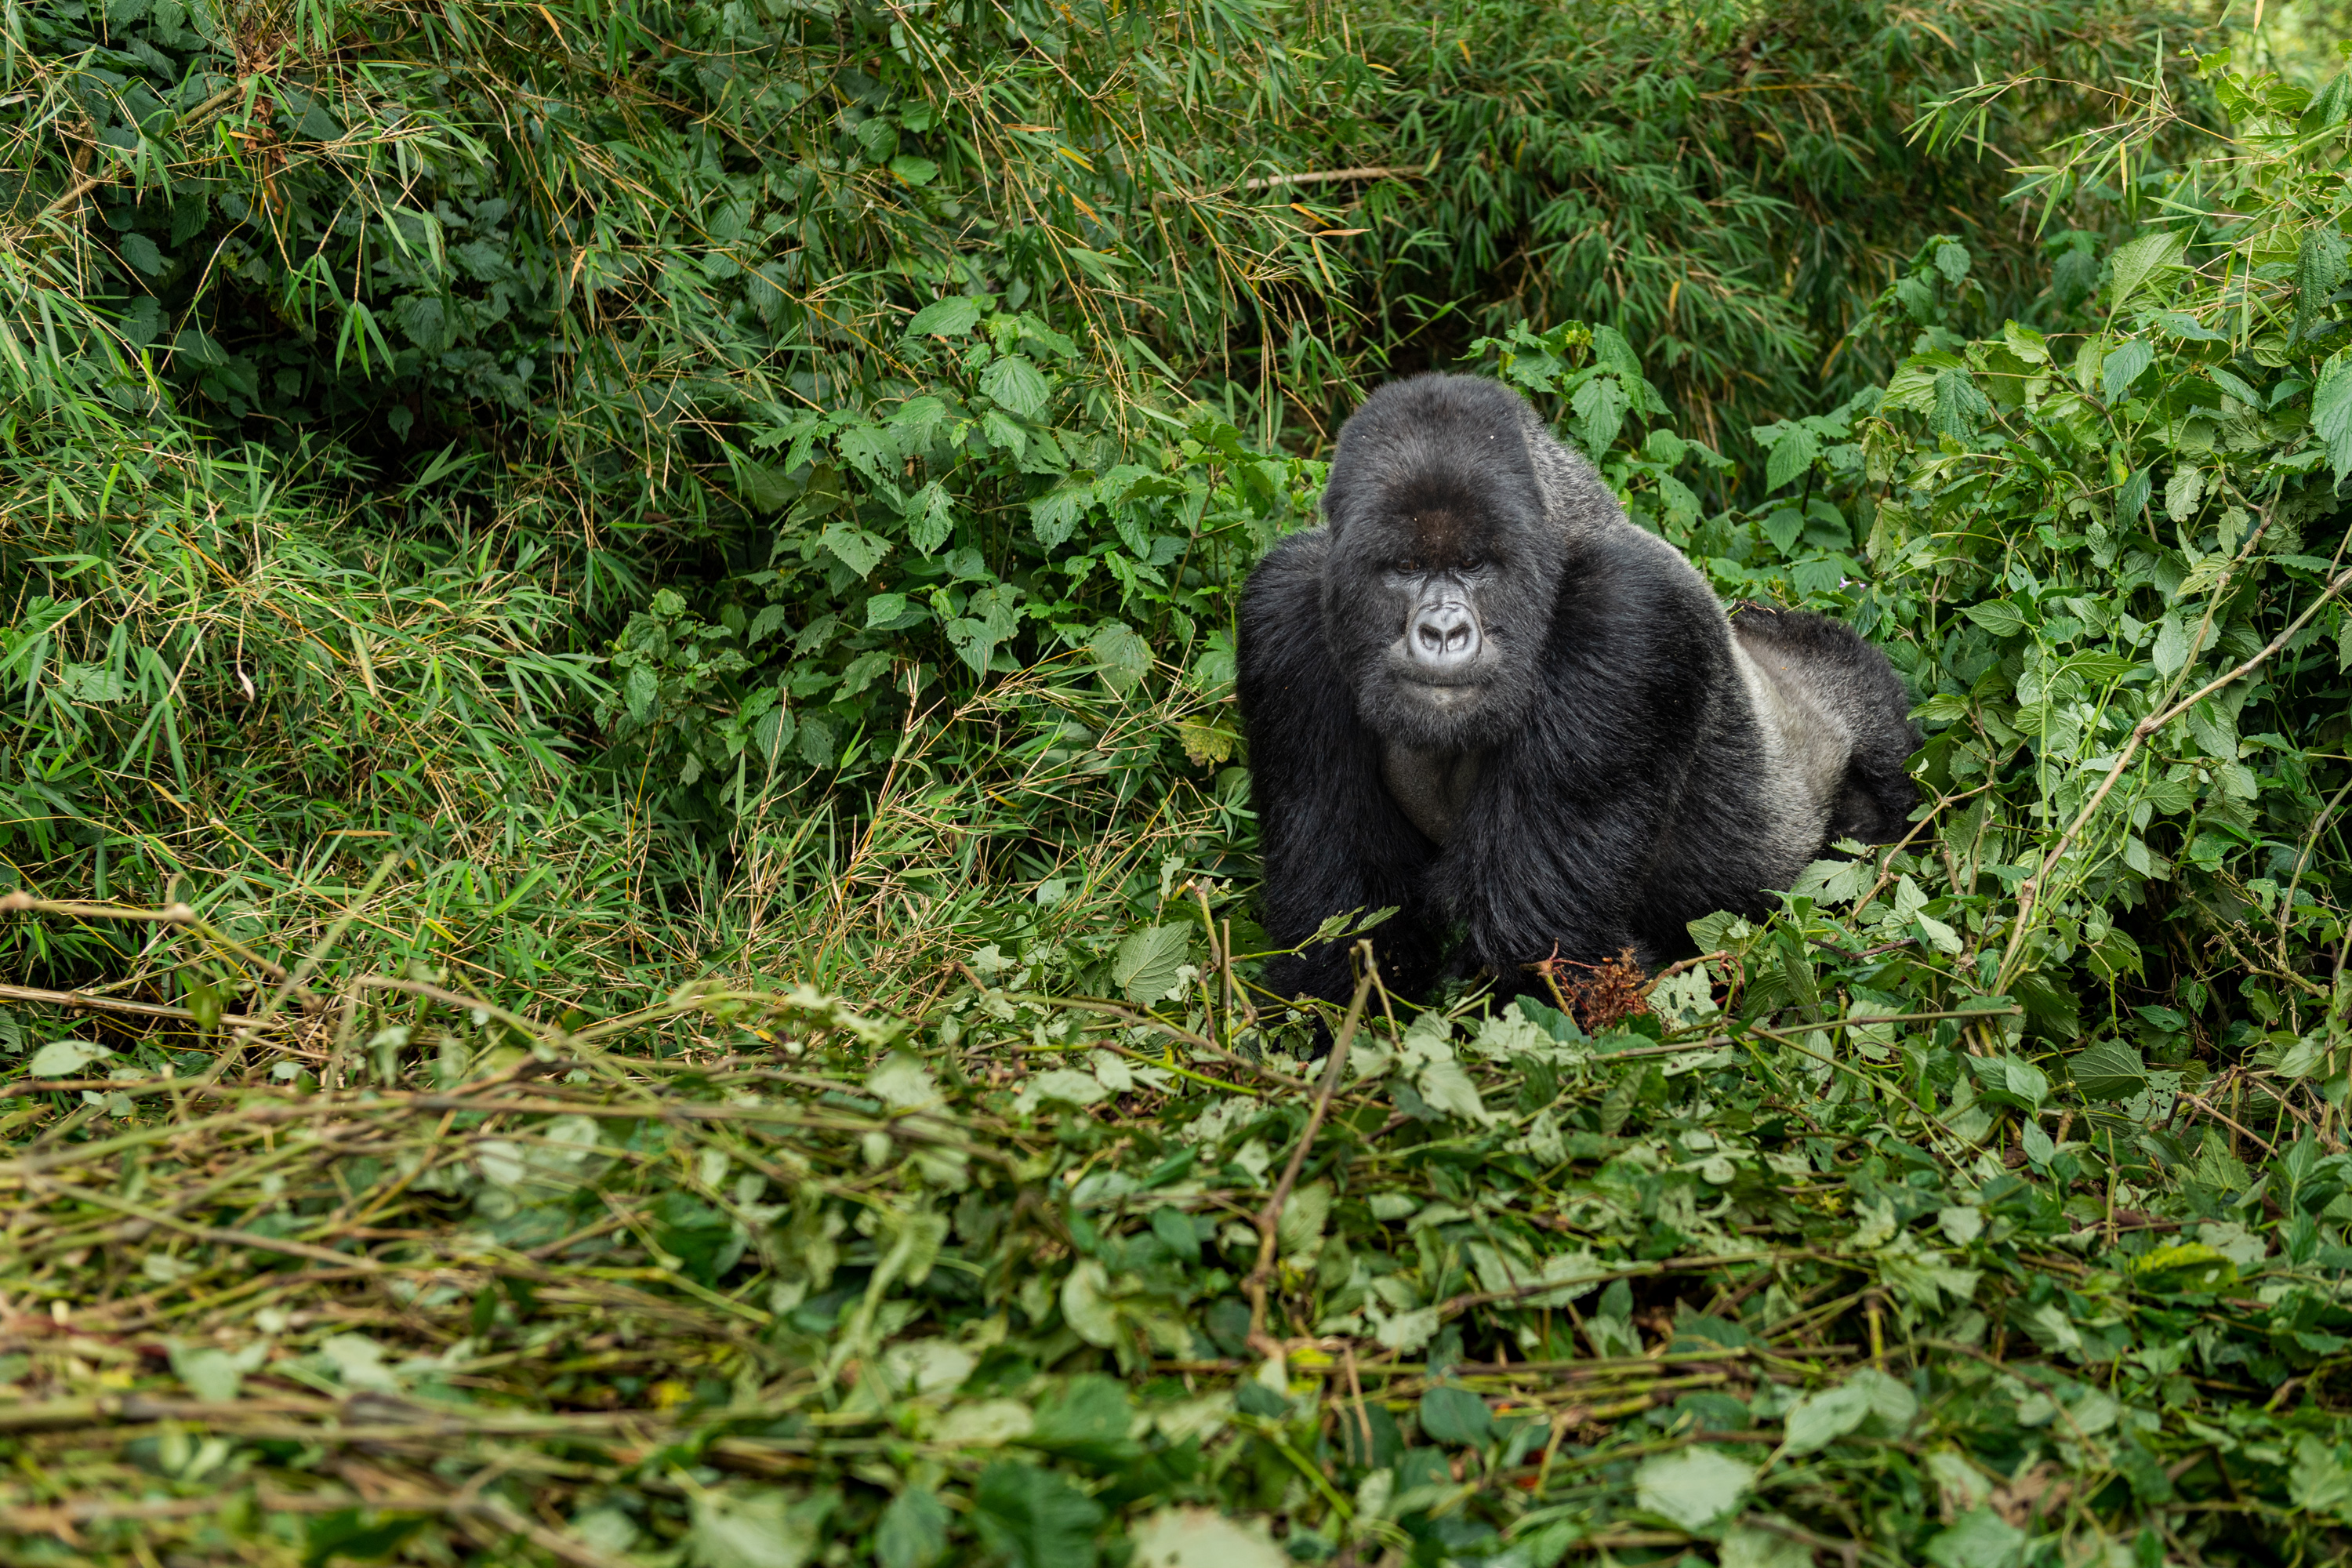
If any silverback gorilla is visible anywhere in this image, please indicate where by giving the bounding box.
[1238,374,1918,1005]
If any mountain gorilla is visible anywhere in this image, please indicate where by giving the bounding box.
[1238,373,1917,1006]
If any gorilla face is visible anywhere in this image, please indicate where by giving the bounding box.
[1318,383,1566,753]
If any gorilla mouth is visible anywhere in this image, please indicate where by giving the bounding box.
[1404,679,1483,706]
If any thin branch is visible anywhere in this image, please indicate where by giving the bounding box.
[1247,942,1374,1357]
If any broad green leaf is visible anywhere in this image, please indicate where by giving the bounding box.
[971,1461,1105,1568]
[1722,1523,1813,1568]
[1780,1381,1871,1454]
[1924,1508,2025,1568]
[1929,368,1991,437]
[689,1487,838,1568]
[2304,71,2352,134]
[1112,923,1190,1004]
[934,1400,1034,1446]
[1060,1258,1121,1346]
[2151,613,2189,675]
[2314,354,2352,484]
[2100,339,2153,402]
[2299,228,2351,343]
[2000,1055,2050,1109]
[907,296,982,337]
[2164,465,2204,522]
[1963,601,2029,637]
[119,232,166,275]
[1031,1374,1140,1464]
[1276,1181,1329,1255]
[2290,1437,2352,1523]
[1090,622,1152,693]
[2132,1240,2237,1292]
[169,1342,256,1402]
[1760,423,1819,492]
[818,522,889,577]
[2209,365,2261,406]
[2104,230,2187,313]
[1127,1508,1287,1568]
[2114,466,2151,523]
[981,354,1051,420]
[27,1038,111,1077]
[2070,1040,2147,1100]
[877,1490,949,1568]
[1632,1446,1755,1531]
[1031,483,1091,549]
[1417,1385,1494,1446]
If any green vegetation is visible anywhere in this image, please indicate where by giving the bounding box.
[13,1,2352,1564]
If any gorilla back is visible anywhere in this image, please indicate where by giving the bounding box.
[1238,374,1916,1004]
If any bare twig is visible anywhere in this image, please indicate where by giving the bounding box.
[1246,943,1374,1358]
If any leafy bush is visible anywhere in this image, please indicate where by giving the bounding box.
[1,0,2203,943]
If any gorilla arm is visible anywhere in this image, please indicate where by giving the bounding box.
[1436,528,1741,978]
[1237,532,1443,1004]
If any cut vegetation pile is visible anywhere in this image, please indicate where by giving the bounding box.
[4,904,2351,1568]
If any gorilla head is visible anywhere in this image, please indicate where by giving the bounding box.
[1316,376,1570,753]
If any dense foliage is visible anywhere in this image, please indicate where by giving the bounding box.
[20,2,2352,1566]
[2,0,2198,983]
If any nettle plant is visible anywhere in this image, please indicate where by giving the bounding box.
[1700,53,2352,1127]
[593,301,1318,821]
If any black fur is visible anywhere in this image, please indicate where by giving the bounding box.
[1238,374,1918,1005]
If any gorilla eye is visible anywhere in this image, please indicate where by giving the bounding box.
[1396,557,1421,574]
[1461,556,1485,571]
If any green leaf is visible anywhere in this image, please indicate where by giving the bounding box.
[1780,1380,1871,1454]
[2290,1437,2352,1523]
[1030,1374,1140,1465]
[1924,1508,2025,1568]
[908,482,955,555]
[2100,339,2154,402]
[169,1342,253,1402]
[889,155,940,187]
[2299,228,2351,343]
[877,1490,949,1568]
[971,1461,1105,1568]
[2071,1040,2147,1101]
[2164,465,2204,523]
[1571,375,1631,456]
[2104,230,2187,314]
[119,233,166,275]
[1632,1446,1755,1532]
[1112,923,1190,1004]
[1417,1385,1494,1446]
[688,1487,839,1568]
[2209,365,2261,406]
[27,1038,111,1077]
[1127,1508,1287,1568]
[1962,601,2029,637]
[907,296,982,337]
[2303,71,2352,134]
[819,522,890,577]
[2151,613,2189,675]
[622,662,660,724]
[2132,1240,2238,1293]
[1756,423,1819,492]
[1929,368,1990,438]
[1089,622,1152,692]
[2313,354,2352,485]
[981,354,1051,420]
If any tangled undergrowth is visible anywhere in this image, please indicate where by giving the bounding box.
[2,893,2351,1567]
[22,13,2352,1568]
